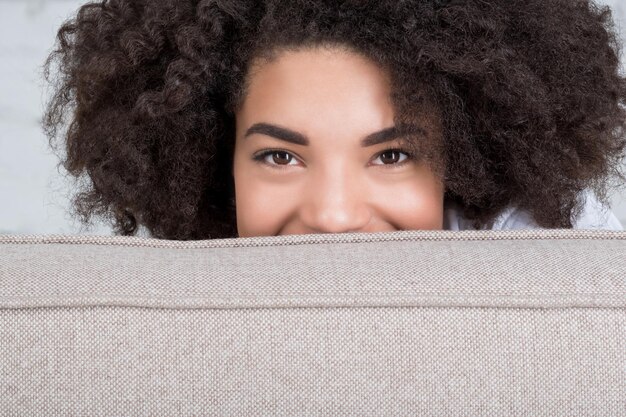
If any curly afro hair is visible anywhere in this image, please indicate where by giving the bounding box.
[43,0,626,239]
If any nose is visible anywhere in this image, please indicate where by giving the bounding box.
[299,165,372,234]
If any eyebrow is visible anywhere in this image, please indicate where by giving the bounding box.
[244,123,427,147]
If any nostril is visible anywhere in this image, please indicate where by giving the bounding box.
[302,206,373,235]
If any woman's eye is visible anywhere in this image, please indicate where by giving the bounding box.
[253,150,299,169]
[373,149,412,167]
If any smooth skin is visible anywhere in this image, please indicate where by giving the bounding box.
[233,46,445,237]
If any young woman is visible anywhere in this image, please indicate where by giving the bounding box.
[43,0,626,239]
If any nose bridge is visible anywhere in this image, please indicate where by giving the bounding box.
[301,160,371,233]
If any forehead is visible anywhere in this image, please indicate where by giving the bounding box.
[250,43,388,74]
[237,46,396,133]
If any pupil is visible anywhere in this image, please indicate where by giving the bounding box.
[381,151,398,164]
[274,152,290,164]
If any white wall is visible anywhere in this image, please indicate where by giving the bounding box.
[0,0,99,234]
[1,0,625,235]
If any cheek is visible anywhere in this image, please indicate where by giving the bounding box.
[377,170,444,229]
[233,163,291,236]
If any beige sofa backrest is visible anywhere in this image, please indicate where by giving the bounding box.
[1,230,625,416]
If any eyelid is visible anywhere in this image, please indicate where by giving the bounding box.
[252,147,416,170]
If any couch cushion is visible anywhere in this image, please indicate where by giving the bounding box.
[1,229,625,416]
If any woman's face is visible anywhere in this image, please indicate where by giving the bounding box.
[232,46,445,237]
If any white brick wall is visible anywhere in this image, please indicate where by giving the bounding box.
[0,0,625,234]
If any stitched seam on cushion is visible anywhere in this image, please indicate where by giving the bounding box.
[1,230,625,249]
[2,294,625,310]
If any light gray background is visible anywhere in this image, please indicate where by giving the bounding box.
[1,0,625,235]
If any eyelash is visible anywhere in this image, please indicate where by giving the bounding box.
[252,147,416,171]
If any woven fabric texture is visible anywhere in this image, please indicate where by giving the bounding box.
[1,230,625,416]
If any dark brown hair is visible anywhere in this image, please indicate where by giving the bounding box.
[44,0,626,239]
